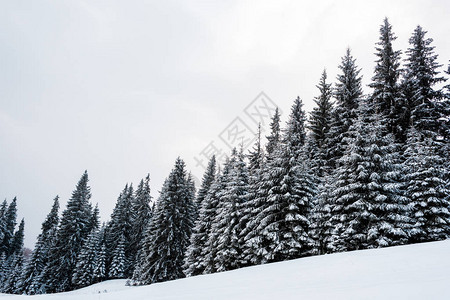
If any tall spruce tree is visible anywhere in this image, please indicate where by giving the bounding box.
[404,127,450,242]
[2,253,24,294]
[92,226,106,283]
[194,155,216,216]
[105,184,134,278]
[1,197,17,256]
[238,126,266,267]
[327,48,363,168]
[327,101,410,252]
[43,171,95,293]
[369,18,406,141]
[209,148,249,272]
[186,173,197,216]
[129,175,153,274]
[265,108,281,157]
[11,219,24,256]
[21,199,60,294]
[247,124,264,173]
[24,197,59,295]
[241,116,283,266]
[403,25,446,137]
[308,69,334,177]
[135,158,195,284]
[184,156,217,276]
[0,200,7,246]
[247,99,316,264]
[72,230,100,288]
[307,70,334,253]
[284,97,308,159]
[109,234,128,279]
[184,165,224,277]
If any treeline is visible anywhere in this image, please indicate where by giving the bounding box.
[1,18,450,294]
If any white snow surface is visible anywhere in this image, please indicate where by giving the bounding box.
[2,240,450,299]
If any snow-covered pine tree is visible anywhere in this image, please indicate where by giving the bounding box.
[201,158,235,274]
[135,158,195,284]
[309,176,334,255]
[0,200,7,216]
[0,252,6,287]
[187,172,197,215]
[241,117,283,267]
[92,227,106,283]
[210,148,249,272]
[403,25,448,146]
[248,98,316,264]
[238,125,265,267]
[326,48,363,169]
[404,127,450,242]
[441,63,450,172]
[11,219,24,257]
[25,198,59,294]
[90,203,100,233]
[1,253,24,294]
[105,184,134,278]
[194,155,216,218]
[72,230,99,288]
[1,219,25,294]
[306,71,335,254]
[369,18,407,142]
[184,156,217,277]
[184,165,225,277]
[247,124,264,173]
[43,171,95,293]
[327,100,411,252]
[1,197,17,257]
[284,97,308,158]
[265,108,281,157]
[308,69,333,177]
[109,234,127,279]
[0,200,7,251]
[129,175,153,275]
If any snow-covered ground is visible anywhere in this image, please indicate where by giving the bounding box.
[2,240,450,299]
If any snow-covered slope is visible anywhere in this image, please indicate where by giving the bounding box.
[2,240,450,300]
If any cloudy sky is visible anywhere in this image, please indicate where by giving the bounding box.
[1,0,449,248]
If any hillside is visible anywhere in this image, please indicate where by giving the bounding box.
[1,239,449,300]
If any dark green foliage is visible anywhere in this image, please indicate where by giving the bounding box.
[11,219,24,256]
[129,175,153,275]
[369,18,406,141]
[135,158,195,285]
[194,155,216,216]
[247,124,264,173]
[327,101,411,252]
[209,148,249,272]
[265,108,281,156]
[284,97,307,158]
[403,25,446,137]
[1,197,17,256]
[246,98,317,264]
[404,128,450,242]
[105,184,134,278]
[184,166,224,276]
[21,197,59,295]
[327,48,363,168]
[43,171,95,293]
[308,70,334,177]
[109,235,127,279]
[72,230,100,288]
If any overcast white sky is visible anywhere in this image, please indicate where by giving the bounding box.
[1,0,449,248]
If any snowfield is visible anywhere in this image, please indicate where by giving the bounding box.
[2,240,450,300]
